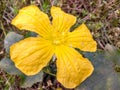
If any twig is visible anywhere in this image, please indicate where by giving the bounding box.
[1,22,7,36]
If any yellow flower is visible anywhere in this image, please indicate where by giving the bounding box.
[10,5,97,88]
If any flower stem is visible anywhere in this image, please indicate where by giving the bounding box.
[42,69,56,77]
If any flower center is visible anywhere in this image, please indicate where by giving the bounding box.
[51,31,67,45]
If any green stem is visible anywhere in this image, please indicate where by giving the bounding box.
[42,69,56,77]
[42,57,56,77]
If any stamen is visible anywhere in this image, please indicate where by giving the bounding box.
[51,31,67,45]
[53,40,61,45]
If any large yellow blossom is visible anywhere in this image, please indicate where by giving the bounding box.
[10,5,97,88]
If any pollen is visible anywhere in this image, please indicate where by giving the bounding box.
[51,31,67,45]
[53,40,61,44]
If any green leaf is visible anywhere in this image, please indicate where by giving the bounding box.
[21,71,43,88]
[4,32,24,53]
[43,0,49,10]
[105,44,120,66]
[0,58,43,88]
[0,58,23,75]
[24,31,37,38]
[76,51,120,90]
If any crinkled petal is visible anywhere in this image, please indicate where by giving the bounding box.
[67,24,97,52]
[10,37,54,75]
[55,45,94,88]
[51,6,76,32]
[11,5,52,38]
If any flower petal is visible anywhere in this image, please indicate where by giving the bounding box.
[55,45,94,88]
[67,24,97,52]
[51,6,76,32]
[11,5,52,38]
[10,37,54,75]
